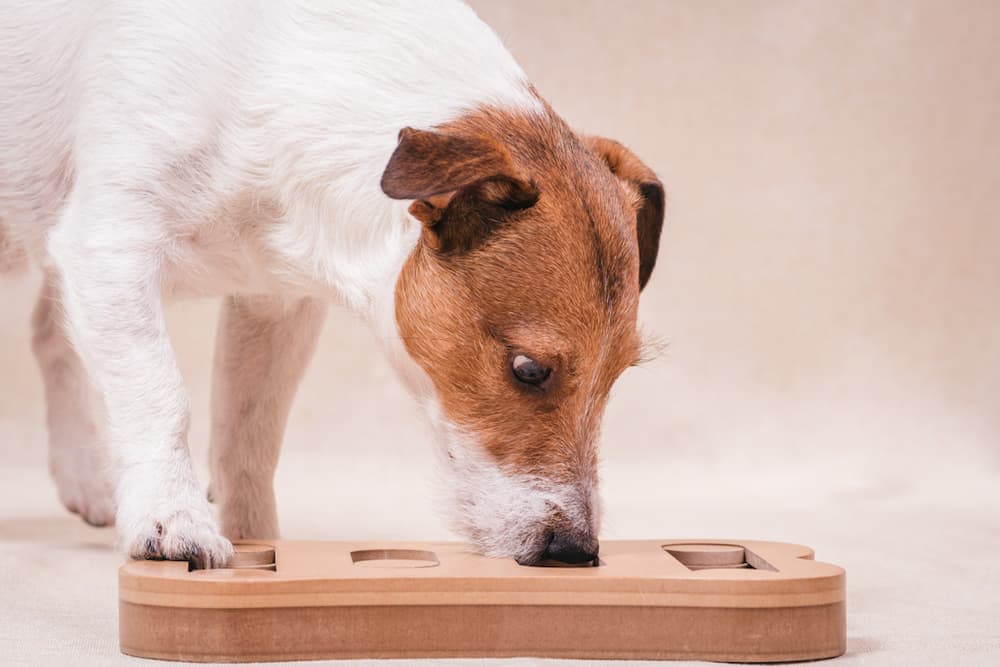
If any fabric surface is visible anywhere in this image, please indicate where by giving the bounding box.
[2,1,999,665]
[3,282,999,666]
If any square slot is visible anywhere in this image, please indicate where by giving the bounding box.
[526,557,603,568]
[189,543,276,573]
[662,543,776,572]
[350,548,439,568]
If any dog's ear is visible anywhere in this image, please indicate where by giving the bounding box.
[381,127,539,253]
[583,137,665,290]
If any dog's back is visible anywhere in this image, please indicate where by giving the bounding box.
[0,1,85,253]
[0,0,535,266]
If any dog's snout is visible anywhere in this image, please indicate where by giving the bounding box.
[542,531,599,565]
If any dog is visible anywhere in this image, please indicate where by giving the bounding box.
[0,0,664,567]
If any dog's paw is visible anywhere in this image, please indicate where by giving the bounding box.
[122,501,233,569]
[61,479,117,527]
[51,452,117,527]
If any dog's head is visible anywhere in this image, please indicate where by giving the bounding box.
[381,107,664,565]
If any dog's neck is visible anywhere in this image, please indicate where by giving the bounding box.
[240,3,543,389]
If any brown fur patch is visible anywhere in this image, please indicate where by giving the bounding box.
[583,136,666,290]
[384,102,663,550]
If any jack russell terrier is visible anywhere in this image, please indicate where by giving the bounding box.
[0,0,664,567]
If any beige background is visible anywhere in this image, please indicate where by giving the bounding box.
[2,1,999,665]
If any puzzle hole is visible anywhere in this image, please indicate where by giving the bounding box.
[662,543,776,572]
[188,543,277,573]
[526,557,603,568]
[230,543,277,570]
[189,568,275,578]
[351,548,439,568]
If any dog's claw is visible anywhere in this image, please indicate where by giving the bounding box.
[125,505,233,569]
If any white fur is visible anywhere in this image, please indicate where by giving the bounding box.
[425,400,601,562]
[0,1,565,564]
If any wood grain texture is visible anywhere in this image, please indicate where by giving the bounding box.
[119,539,846,662]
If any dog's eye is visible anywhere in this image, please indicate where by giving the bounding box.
[511,354,551,386]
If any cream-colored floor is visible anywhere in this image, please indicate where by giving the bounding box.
[2,1,999,665]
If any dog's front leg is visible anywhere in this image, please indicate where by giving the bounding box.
[48,194,232,568]
[209,295,326,540]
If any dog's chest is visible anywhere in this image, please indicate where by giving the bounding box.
[161,200,287,300]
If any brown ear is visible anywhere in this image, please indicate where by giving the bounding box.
[584,137,665,290]
[381,127,539,253]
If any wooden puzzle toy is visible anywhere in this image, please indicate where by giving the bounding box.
[119,539,846,662]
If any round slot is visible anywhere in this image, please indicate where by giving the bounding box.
[350,548,439,568]
[663,543,745,568]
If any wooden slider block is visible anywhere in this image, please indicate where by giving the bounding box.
[119,539,846,663]
[227,544,276,571]
[663,543,747,568]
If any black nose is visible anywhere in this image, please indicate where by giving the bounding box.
[543,532,599,565]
